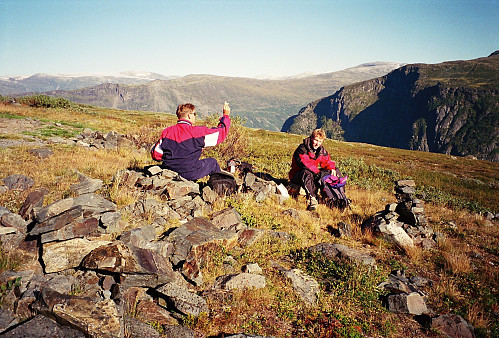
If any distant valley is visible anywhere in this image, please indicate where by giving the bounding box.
[0,63,403,131]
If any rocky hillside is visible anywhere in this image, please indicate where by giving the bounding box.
[283,52,499,161]
[11,63,402,131]
[0,101,497,337]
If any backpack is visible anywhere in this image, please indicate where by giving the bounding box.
[151,139,163,161]
[207,172,237,196]
[320,174,350,210]
[322,174,348,188]
[227,158,253,174]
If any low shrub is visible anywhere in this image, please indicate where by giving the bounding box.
[16,95,76,109]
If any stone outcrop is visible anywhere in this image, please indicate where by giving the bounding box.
[362,180,436,250]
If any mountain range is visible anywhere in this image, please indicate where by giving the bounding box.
[283,52,499,161]
[1,63,403,131]
[0,71,177,95]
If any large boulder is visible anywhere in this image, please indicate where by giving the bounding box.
[166,217,239,285]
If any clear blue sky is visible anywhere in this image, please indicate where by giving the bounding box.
[1,0,497,78]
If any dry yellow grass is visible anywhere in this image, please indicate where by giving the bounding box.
[443,248,473,275]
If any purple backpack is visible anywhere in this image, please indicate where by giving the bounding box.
[322,175,348,188]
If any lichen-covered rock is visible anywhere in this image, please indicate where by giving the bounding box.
[282,268,319,306]
[156,282,208,317]
[214,273,266,291]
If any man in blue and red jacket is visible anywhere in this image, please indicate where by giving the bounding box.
[289,129,337,210]
[152,102,231,180]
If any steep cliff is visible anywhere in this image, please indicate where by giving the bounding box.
[283,53,499,161]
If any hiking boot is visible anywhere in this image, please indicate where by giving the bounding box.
[307,196,318,210]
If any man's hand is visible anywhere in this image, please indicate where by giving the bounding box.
[223,101,230,116]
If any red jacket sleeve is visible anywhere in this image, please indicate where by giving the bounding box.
[321,153,336,170]
[199,115,231,147]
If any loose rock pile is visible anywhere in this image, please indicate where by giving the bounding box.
[377,270,475,337]
[379,270,430,315]
[0,167,334,337]
[72,128,134,150]
[361,180,437,250]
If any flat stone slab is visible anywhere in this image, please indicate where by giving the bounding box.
[0,314,85,337]
[42,238,112,273]
[214,273,266,291]
[309,243,376,267]
[70,174,103,195]
[2,174,34,191]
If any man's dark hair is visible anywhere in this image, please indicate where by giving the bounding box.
[176,103,196,119]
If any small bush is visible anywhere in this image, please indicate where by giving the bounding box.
[202,114,249,165]
[16,95,75,109]
[293,249,391,337]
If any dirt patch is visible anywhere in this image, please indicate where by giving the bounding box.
[0,117,50,148]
